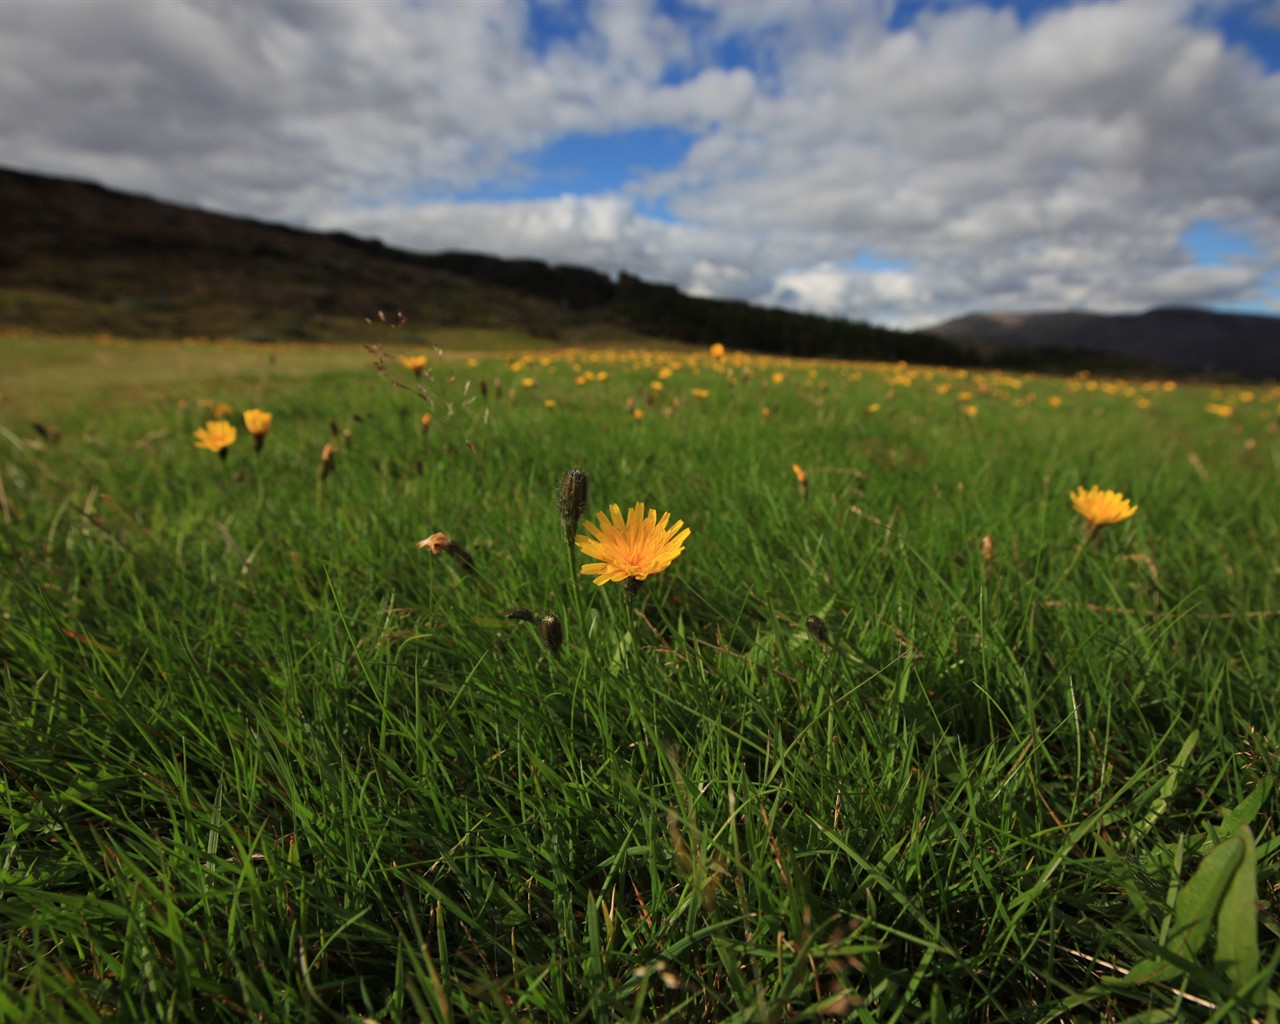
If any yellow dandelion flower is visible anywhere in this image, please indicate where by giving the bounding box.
[211,401,235,419]
[690,388,710,399]
[575,502,690,586]
[866,403,880,414]
[1205,403,1234,417]
[1048,395,1063,408]
[771,371,785,384]
[193,419,236,457]
[962,405,978,417]
[243,408,272,437]
[1070,485,1138,528]
[242,408,272,452]
[632,408,645,420]
[544,398,558,409]
[521,376,537,389]
[400,355,428,377]
[709,342,726,358]
[650,380,664,391]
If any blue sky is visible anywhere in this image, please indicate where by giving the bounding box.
[2,0,1279,327]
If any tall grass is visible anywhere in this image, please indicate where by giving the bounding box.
[2,337,1277,1022]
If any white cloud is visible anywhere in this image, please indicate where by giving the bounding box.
[1,0,1278,327]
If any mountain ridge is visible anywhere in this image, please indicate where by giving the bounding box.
[3,165,1276,377]
[0,165,965,366]
[924,306,1279,379]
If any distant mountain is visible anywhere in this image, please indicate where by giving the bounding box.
[925,308,1280,379]
[0,166,965,366]
[7,165,1273,377]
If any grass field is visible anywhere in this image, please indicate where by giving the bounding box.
[2,332,1278,1022]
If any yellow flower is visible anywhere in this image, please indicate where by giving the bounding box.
[1205,403,1234,418]
[193,419,236,456]
[211,401,235,419]
[544,398,558,409]
[962,405,978,417]
[690,388,710,399]
[576,502,690,586]
[1070,485,1138,528]
[242,408,272,452]
[792,463,809,501]
[400,355,428,377]
[709,342,726,358]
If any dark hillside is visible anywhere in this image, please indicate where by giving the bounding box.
[927,308,1280,379]
[0,166,958,365]
[8,166,1271,376]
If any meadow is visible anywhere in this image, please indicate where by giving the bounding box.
[1,330,1278,1022]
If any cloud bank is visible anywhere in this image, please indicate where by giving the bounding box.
[1,0,1278,327]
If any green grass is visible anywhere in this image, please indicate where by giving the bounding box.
[2,335,1279,1022]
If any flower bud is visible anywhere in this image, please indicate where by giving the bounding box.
[805,615,830,646]
[318,442,337,479]
[557,469,590,544]
[538,614,564,657]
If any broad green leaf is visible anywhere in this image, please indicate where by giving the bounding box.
[1171,834,1243,961]
[1214,823,1260,988]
